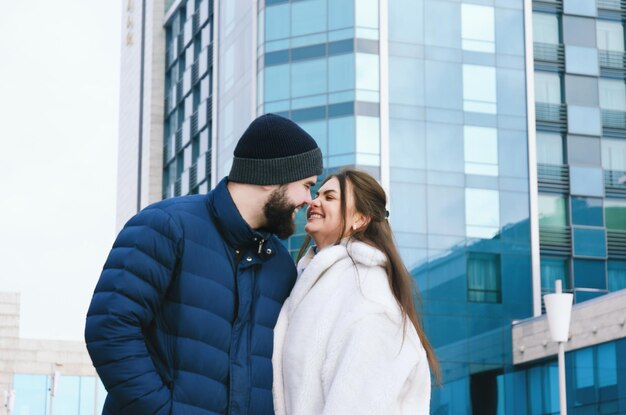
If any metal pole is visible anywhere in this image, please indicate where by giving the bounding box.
[558,341,567,415]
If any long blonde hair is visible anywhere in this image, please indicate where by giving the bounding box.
[298,168,442,384]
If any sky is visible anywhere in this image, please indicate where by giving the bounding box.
[0,1,122,340]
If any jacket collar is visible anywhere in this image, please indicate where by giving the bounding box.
[206,178,274,253]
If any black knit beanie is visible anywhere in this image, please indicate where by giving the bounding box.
[228,113,323,185]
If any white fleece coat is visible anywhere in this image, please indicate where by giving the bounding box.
[273,241,431,415]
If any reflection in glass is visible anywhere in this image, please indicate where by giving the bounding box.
[570,166,604,198]
[329,0,354,31]
[291,0,326,37]
[291,59,327,97]
[329,54,355,92]
[463,65,497,114]
[356,53,380,92]
[265,65,290,102]
[597,20,624,51]
[466,188,500,238]
[534,72,561,104]
[355,0,379,29]
[608,260,626,291]
[573,258,606,290]
[602,138,626,171]
[538,194,567,227]
[533,12,559,45]
[464,126,498,176]
[328,116,355,156]
[605,199,626,230]
[537,132,564,165]
[467,253,501,303]
[599,79,626,111]
[540,257,569,291]
[461,4,495,53]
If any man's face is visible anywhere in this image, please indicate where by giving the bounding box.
[262,176,317,239]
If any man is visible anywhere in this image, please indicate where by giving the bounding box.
[85,114,322,414]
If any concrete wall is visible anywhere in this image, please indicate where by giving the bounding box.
[0,293,96,414]
[512,289,626,365]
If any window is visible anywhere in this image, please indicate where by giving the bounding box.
[573,259,606,290]
[291,0,326,37]
[461,4,495,53]
[608,260,626,291]
[536,132,564,165]
[356,116,380,166]
[464,126,498,175]
[605,199,626,230]
[597,21,625,52]
[538,194,567,227]
[572,228,607,258]
[541,257,570,292]
[533,12,560,44]
[602,139,626,171]
[571,197,603,226]
[463,65,497,114]
[570,166,604,198]
[291,59,327,98]
[467,253,501,303]
[466,188,500,239]
[599,79,626,111]
[534,72,562,104]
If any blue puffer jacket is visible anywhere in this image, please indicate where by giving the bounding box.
[85,178,297,414]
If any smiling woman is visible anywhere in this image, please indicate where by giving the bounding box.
[273,168,441,415]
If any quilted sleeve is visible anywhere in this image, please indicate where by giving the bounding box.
[85,206,183,414]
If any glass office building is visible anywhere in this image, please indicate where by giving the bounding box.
[111,0,626,413]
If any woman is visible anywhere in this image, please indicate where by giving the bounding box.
[273,168,440,415]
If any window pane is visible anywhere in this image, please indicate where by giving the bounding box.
[264,64,290,102]
[463,65,497,113]
[597,342,617,387]
[573,258,606,290]
[541,257,570,291]
[356,116,380,154]
[355,0,378,29]
[599,79,626,111]
[539,194,567,227]
[291,0,327,37]
[572,227,607,258]
[467,253,501,303]
[265,4,290,41]
[13,374,48,414]
[464,126,498,175]
[608,260,626,291]
[533,12,559,44]
[602,138,626,171]
[571,197,603,226]
[570,166,604,198]
[356,53,379,91]
[575,348,595,388]
[537,132,564,165]
[329,0,354,30]
[466,188,500,238]
[597,21,624,51]
[462,4,495,52]
[328,54,355,92]
[535,72,561,104]
[291,59,327,97]
[328,116,355,155]
[389,56,424,106]
[605,199,626,230]
[390,119,425,169]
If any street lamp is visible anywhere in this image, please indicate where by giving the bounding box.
[544,279,573,415]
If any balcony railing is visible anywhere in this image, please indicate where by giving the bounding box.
[599,50,626,70]
[539,226,571,255]
[607,229,626,259]
[604,169,626,197]
[536,102,567,124]
[534,42,565,63]
[597,0,625,10]
[538,164,569,192]
[602,110,626,129]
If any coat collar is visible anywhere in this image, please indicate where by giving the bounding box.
[206,177,274,254]
[288,240,387,313]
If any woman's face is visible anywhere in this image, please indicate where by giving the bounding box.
[305,177,357,250]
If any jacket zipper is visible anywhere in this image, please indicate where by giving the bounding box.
[232,249,242,322]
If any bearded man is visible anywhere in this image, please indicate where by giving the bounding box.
[85,114,322,414]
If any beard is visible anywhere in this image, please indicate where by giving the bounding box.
[263,186,298,240]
